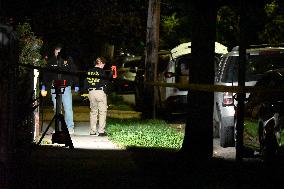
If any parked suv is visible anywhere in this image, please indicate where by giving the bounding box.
[135,42,228,118]
[163,42,227,116]
[214,45,284,147]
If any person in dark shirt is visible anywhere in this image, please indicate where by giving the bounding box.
[84,57,109,136]
[41,44,79,134]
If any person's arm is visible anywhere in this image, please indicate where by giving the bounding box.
[68,57,80,92]
[82,68,92,94]
[41,59,53,96]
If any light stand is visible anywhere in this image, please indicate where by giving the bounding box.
[37,80,74,149]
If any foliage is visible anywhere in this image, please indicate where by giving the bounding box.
[9,0,284,65]
[160,5,193,50]
[106,118,184,149]
[161,13,180,34]
[28,0,148,57]
[259,0,284,44]
[15,22,45,139]
[16,22,46,70]
[216,5,240,49]
[160,13,181,49]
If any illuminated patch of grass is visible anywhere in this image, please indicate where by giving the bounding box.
[244,120,260,149]
[106,118,184,150]
[244,120,258,137]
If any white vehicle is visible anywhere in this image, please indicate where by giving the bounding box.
[135,42,228,118]
[213,45,284,147]
[161,42,228,115]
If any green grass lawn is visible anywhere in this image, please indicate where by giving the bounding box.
[75,92,184,150]
[106,118,184,150]
[243,120,260,150]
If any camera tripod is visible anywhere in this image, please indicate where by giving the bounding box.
[37,85,74,149]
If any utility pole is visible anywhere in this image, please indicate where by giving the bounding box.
[145,0,160,119]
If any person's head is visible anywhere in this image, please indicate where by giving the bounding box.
[95,57,106,68]
[54,43,63,57]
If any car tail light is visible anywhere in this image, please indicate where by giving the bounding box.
[222,92,234,106]
[164,72,174,78]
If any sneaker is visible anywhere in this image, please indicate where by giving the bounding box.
[68,128,75,135]
[98,132,107,137]
[90,132,98,136]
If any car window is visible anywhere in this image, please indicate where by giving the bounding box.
[247,53,284,79]
[221,56,238,82]
[221,52,284,83]
[250,71,284,102]
[176,55,191,76]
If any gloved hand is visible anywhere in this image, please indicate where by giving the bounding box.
[75,86,79,93]
[41,85,47,97]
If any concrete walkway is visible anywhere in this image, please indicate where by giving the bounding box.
[38,100,140,150]
[39,121,123,150]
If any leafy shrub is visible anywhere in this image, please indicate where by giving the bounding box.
[16,22,45,69]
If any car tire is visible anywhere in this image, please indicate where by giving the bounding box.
[220,120,235,147]
[213,120,220,138]
[259,118,278,161]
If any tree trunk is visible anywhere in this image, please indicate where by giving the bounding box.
[181,1,217,160]
[144,0,160,118]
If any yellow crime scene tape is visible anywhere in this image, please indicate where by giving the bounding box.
[19,63,284,95]
[145,81,284,93]
[81,93,88,97]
